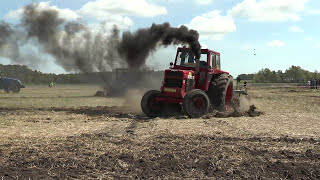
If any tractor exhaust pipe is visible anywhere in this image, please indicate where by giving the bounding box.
[195,59,200,74]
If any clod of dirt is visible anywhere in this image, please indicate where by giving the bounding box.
[304,149,320,159]
[209,104,264,118]
[248,105,264,117]
[95,90,108,97]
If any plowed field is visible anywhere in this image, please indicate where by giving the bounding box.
[0,85,319,179]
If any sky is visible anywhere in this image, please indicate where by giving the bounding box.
[0,0,320,76]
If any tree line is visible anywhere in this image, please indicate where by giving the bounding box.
[0,64,114,84]
[237,66,320,83]
[1,64,319,84]
[0,64,163,85]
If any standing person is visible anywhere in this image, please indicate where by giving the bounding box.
[244,81,247,92]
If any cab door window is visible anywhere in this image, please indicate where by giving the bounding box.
[216,55,220,70]
[211,53,216,68]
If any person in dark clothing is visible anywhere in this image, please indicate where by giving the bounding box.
[244,81,247,92]
[311,79,315,89]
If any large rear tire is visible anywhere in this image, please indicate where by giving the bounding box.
[208,74,234,111]
[141,90,163,118]
[183,89,210,118]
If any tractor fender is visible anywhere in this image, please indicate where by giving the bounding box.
[208,73,233,84]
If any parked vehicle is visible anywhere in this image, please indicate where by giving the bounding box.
[0,77,25,93]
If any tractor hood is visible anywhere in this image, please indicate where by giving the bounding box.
[165,69,194,79]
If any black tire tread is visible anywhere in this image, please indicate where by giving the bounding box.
[141,90,163,118]
[207,73,233,111]
[183,89,210,118]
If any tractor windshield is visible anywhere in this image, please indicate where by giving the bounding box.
[176,51,208,68]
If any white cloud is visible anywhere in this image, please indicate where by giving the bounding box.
[4,8,24,20]
[267,40,285,47]
[186,10,236,40]
[200,43,209,49]
[195,0,212,5]
[78,0,167,28]
[151,0,183,3]
[79,0,167,19]
[5,0,167,30]
[289,25,303,33]
[5,2,80,21]
[228,0,307,22]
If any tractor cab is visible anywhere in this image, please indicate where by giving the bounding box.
[173,47,221,72]
[172,47,223,91]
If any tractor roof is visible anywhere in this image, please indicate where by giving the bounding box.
[177,47,220,55]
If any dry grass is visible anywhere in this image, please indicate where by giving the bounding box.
[0,84,125,108]
[0,85,319,179]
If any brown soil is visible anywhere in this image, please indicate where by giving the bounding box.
[0,126,319,179]
[0,106,319,179]
[1,86,320,179]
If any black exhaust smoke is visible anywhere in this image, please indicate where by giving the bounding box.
[118,22,201,69]
[0,3,201,72]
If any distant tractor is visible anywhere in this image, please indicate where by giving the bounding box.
[0,76,25,93]
[141,47,234,118]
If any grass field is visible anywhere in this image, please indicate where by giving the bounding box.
[0,84,319,179]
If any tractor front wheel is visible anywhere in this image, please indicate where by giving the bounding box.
[141,90,163,118]
[183,89,210,118]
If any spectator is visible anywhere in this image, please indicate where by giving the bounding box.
[311,79,315,89]
[244,81,247,92]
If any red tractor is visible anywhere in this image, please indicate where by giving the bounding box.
[141,47,234,118]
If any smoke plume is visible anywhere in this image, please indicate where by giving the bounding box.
[0,3,201,72]
[119,23,201,69]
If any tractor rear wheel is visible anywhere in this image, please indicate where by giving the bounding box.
[208,73,234,111]
[141,90,163,117]
[7,83,19,93]
[183,89,210,118]
[13,86,20,93]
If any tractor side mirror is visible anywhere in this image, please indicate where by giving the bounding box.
[169,62,173,66]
